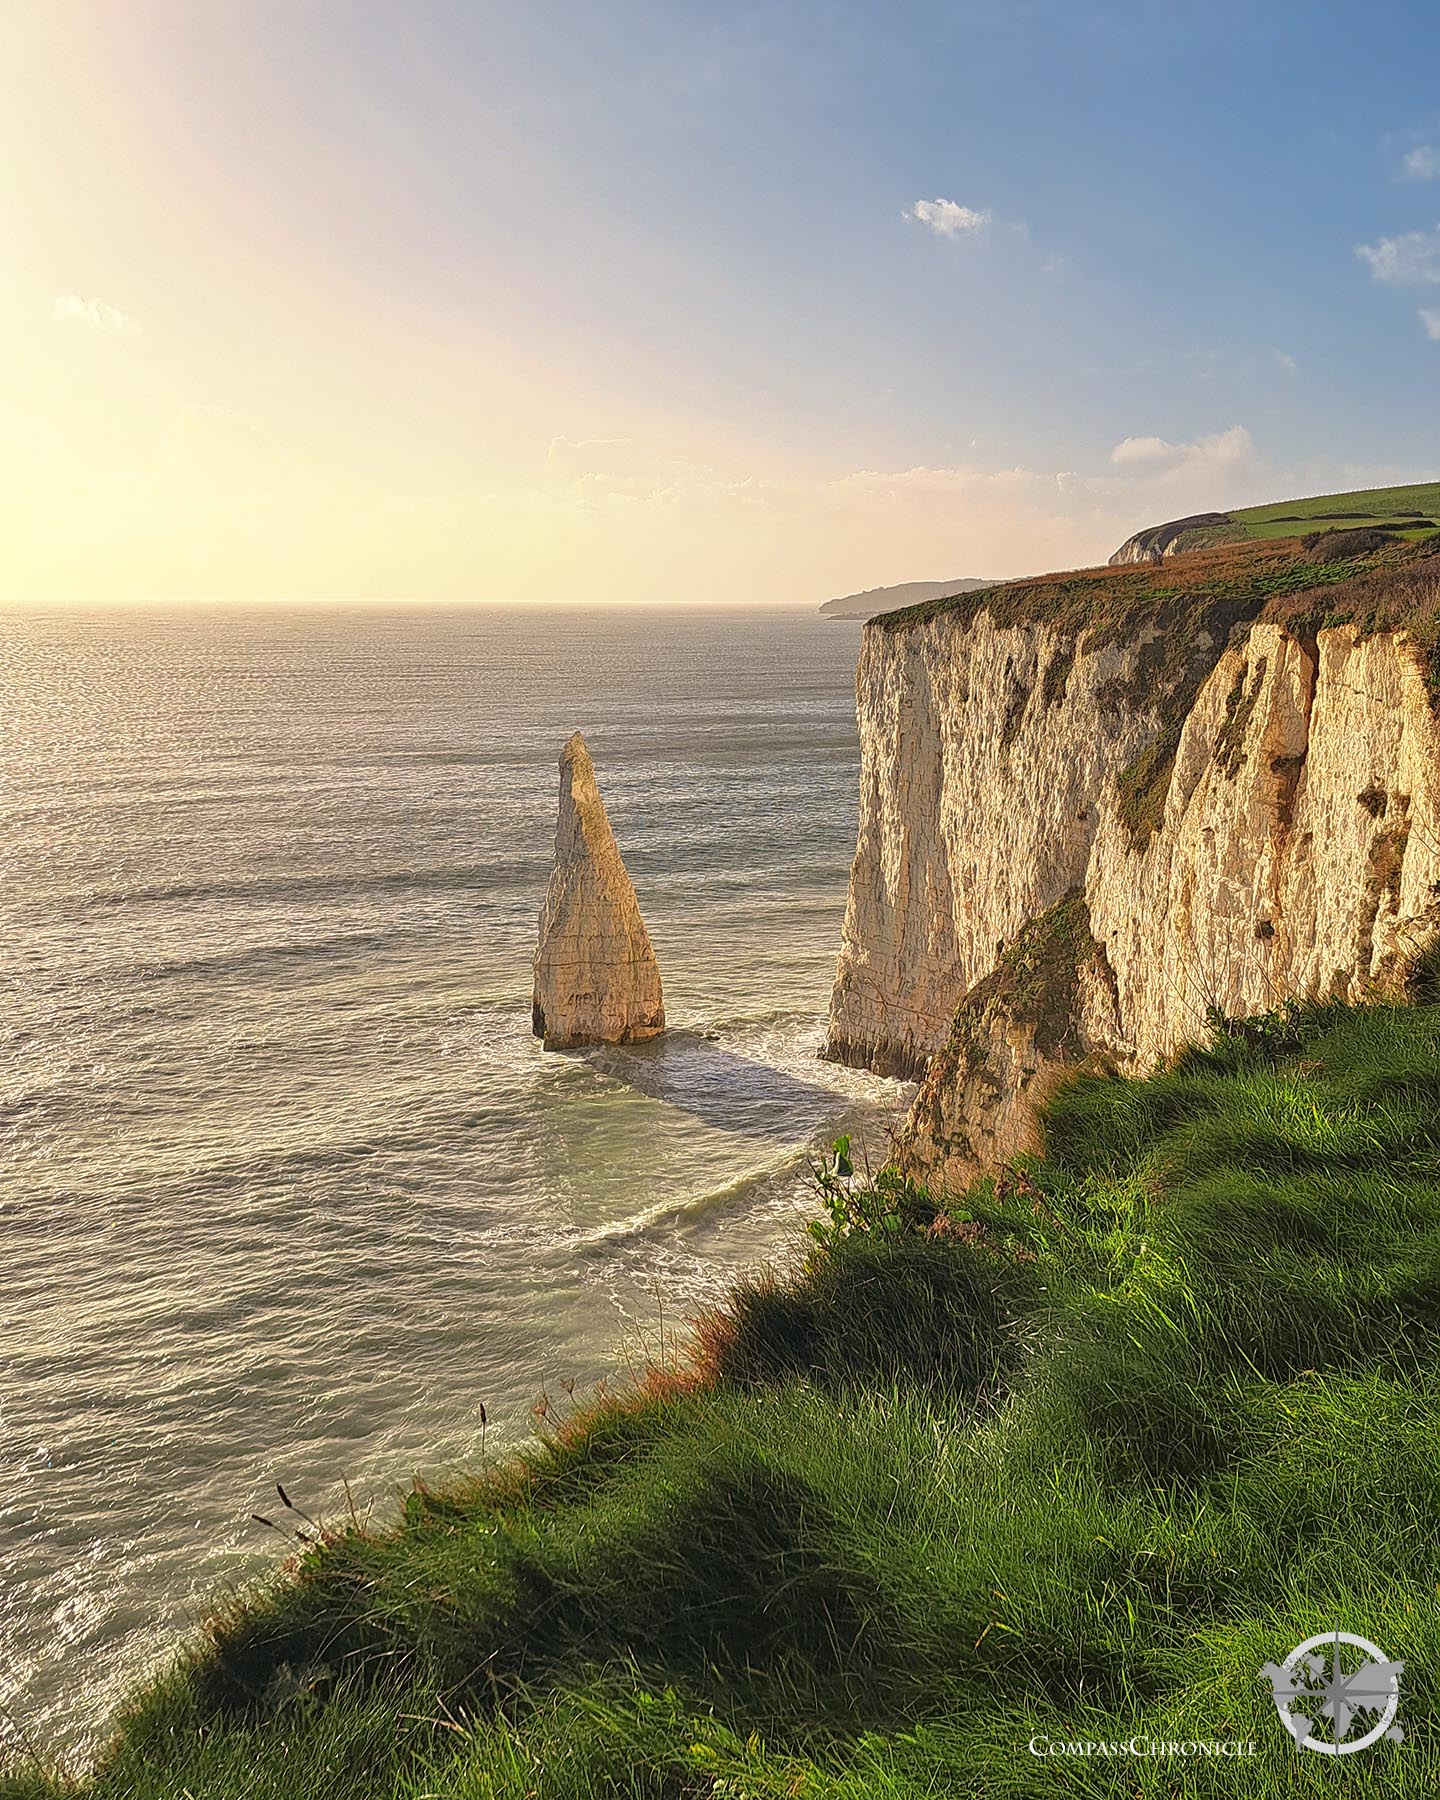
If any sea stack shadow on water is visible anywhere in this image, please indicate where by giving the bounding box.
[532,731,666,1049]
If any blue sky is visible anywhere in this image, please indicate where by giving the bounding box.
[4,0,1439,600]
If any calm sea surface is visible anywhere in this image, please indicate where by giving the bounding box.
[0,604,905,1762]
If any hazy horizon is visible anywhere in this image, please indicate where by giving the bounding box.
[1,593,879,611]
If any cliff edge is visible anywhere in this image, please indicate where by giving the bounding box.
[1108,511,1236,563]
[825,534,1440,1188]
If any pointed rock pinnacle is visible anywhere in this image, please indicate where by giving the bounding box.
[532,732,666,1049]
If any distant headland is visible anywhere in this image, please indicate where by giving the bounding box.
[818,576,993,619]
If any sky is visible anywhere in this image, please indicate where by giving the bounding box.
[3,0,1440,605]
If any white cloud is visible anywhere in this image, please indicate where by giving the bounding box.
[1355,225,1440,285]
[1274,349,1298,376]
[51,294,141,333]
[1421,307,1440,341]
[1404,145,1440,180]
[516,424,1270,600]
[1110,435,1176,465]
[904,198,993,238]
[1110,425,1253,472]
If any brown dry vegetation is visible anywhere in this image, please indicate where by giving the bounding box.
[876,533,1434,645]
[1265,551,1440,699]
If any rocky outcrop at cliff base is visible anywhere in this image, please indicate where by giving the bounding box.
[891,894,1121,1190]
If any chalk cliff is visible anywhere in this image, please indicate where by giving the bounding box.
[824,540,1440,1189]
[533,732,666,1050]
[1108,511,1235,564]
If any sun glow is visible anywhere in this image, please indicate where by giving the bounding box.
[3,6,1426,608]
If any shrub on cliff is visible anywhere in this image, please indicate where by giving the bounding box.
[1300,524,1397,556]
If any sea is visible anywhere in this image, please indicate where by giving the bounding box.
[0,602,907,1763]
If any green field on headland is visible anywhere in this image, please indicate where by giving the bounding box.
[1082,481,1440,571]
[1232,480,1440,541]
[10,986,1440,1797]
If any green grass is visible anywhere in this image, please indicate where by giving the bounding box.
[12,996,1440,1796]
[1232,480,1440,542]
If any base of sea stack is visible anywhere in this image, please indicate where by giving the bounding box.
[532,999,665,1051]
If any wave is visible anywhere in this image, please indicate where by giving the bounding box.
[76,859,545,912]
[113,926,445,984]
[574,1139,818,1250]
[15,1103,522,1212]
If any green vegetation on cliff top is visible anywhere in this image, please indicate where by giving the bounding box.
[11,980,1440,1797]
[1232,479,1440,540]
[875,520,1440,644]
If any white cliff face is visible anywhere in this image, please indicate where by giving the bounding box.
[1088,622,1440,1056]
[828,608,1440,1159]
[826,609,1157,1076]
[533,733,666,1050]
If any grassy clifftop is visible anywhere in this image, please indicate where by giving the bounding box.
[1232,480,1440,541]
[11,985,1440,1797]
[877,520,1440,643]
[1104,481,1440,564]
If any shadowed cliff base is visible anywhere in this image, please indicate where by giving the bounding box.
[12,988,1440,1795]
[820,1024,941,1084]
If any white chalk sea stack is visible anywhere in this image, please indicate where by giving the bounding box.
[532,732,666,1049]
